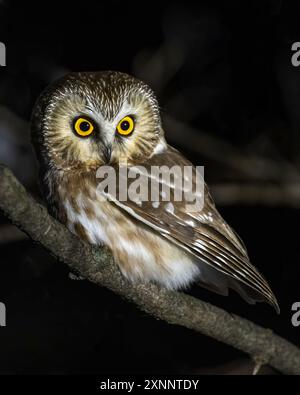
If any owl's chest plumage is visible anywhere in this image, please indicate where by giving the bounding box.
[50,170,199,290]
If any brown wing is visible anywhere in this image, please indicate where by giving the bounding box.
[103,146,279,312]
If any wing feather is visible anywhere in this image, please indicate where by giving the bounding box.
[103,146,279,312]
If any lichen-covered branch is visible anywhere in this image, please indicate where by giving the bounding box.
[0,164,299,375]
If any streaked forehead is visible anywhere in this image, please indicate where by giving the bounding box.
[53,71,155,121]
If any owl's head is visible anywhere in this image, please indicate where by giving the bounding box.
[31,71,165,171]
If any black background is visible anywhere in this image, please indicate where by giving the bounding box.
[0,0,300,374]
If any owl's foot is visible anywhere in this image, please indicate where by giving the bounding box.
[68,272,85,281]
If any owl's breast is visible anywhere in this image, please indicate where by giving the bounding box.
[60,188,199,290]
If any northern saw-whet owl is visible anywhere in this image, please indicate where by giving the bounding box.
[31,71,279,312]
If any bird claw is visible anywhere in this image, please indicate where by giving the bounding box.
[68,272,85,281]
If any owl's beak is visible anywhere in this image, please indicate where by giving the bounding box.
[101,143,112,164]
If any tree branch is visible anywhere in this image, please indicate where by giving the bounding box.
[0,164,299,375]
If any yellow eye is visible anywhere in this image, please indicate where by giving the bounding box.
[74,117,95,137]
[116,116,135,136]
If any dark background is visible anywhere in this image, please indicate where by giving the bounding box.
[0,0,300,374]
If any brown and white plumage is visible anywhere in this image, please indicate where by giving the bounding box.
[31,71,279,312]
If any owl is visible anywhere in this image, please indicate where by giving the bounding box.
[31,71,279,312]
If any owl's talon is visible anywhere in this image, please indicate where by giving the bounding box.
[68,272,85,281]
